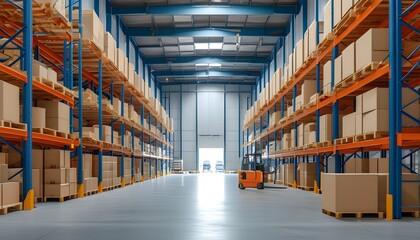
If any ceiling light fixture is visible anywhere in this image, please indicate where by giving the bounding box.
[209,42,223,50]
[209,63,221,68]
[194,43,209,50]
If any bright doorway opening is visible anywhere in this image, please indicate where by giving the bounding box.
[199,148,224,173]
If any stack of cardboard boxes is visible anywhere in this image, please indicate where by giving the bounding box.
[43,150,76,199]
[38,101,70,134]
[92,155,117,189]
[0,153,22,208]
[0,81,20,124]
[269,112,281,128]
[117,157,132,184]
[298,162,324,188]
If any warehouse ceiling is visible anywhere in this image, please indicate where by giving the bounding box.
[110,0,299,84]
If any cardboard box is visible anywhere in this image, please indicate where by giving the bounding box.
[45,169,66,184]
[324,1,332,36]
[67,168,77,183]
[323,61,332,94]
[37,101,70,120]
[33,107,46,128]
[342,43,355,80]
[301,80,316,106]
[355,28,388,71]
[70,182,77,196]
[362,88,389,113]
[402,173,420,211]
[321,173,387,213]
[74,10,104,52]
[308,20,324,55]
[46,117,69,133]
[38,0,66,18]
[342,112,356,137]
[44,150,70,169]
[1,182,20,207]
[104,32,116,64]
[356,94,363,114]
[335,55,342,84]
[0,80,20,122]
[32,169,41,199]
[369,158,410,174]
[32,60,48,79]
[355,113,363,135]
[333,0,342,27]
[0,164,7,183]
[363,109,389,133]
[44,183,70,198]
[117,48,125,73]
[47,68,57,83]
[342,0,354,16]
[295,39,304,70]
[0,153,7,164]
[344,158,370,173]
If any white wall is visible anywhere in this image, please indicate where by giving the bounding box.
[163,84,251,171]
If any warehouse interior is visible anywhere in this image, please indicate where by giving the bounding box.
[0,0,419,239]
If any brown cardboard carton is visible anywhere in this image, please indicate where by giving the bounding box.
[104,32,116,64]
[363,109,389,133]
[37,101,70,120]
[44,150,69,169]
[356,94,363,114]
[33,107,46,128]
[308,20,324,54]
[0,153,7,164]
[324,1,332,36]
[47,68,57,83]
[301,80,316,106]
[74,10,104,51]
[333,0,342,27]
[321,173,387,213]
[362,88,389,113]
[342,112,356,137]
[44,183,70,198]
[344,158,369,173]
[342,43,355,80]
[32,60,48,79]
[32,169,41,199]
[44,169,66,184]
[67,168,77,183]
[402,173,420,211]
[46,117,69,133]
[355,113,363,135]
[295,39,304,70]
[1,182,20,207]
[0,80,20,122]
[0,164,7,183]
[117,48,125,73]
[323,60,332,94]
[342,0,354,16]
[334,55,343,84]
[69,182,77,196]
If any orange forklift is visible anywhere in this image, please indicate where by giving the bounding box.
[238,153,265,190]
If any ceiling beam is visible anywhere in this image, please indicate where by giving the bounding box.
[153,70,260,78]
[126,27,286,37]
[143,56,268,65]
[160,81,255,85]
[112,4,298,15]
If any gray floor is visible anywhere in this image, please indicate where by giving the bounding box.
[0,174,419,240]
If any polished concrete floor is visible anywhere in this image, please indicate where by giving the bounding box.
[0,174,419,240]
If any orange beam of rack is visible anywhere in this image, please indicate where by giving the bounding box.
[0,128,27,142]
[334,137,389,154]
[33,133,79,149]
[397,133,420,148]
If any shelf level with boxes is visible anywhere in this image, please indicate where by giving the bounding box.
[242,0,420,218]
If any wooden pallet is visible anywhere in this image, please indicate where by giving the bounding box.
[334,75,356,92]
[354,131,389,142]
[334,136,354,145]
[298,185,314,191]
[34,77,73,97]
[317,33,334,51]
[402,211,420,218]
[85,190,98,196]
[353,62,383,80]
[304,143,317,149]
[0,120,27,130]
[0,202,22,215]
[319,92,332,100]
[44,194,77,202]
[322,209,385,219]
[334,9,357,35]
[33,127,56,136]
[317,141,331,148]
